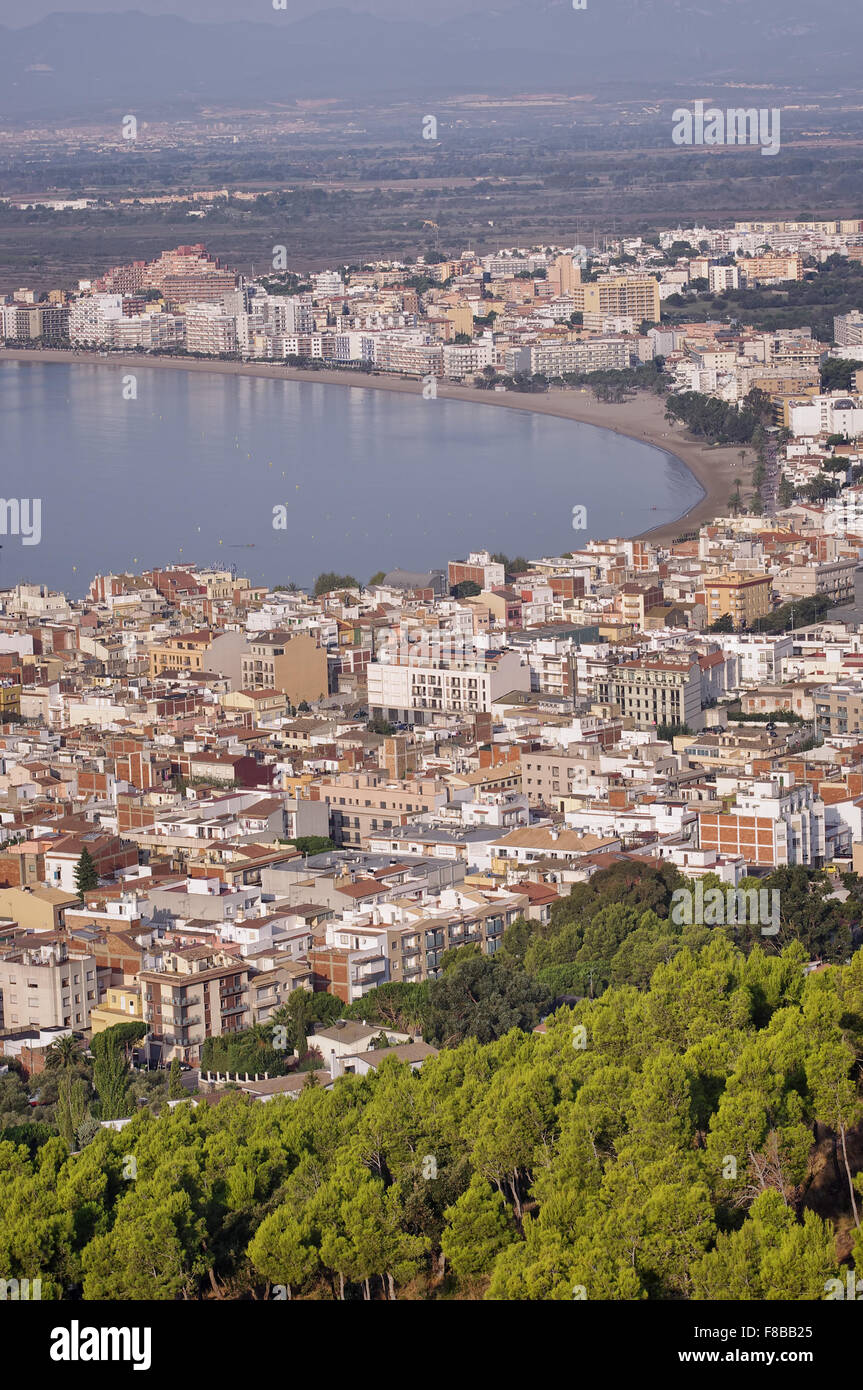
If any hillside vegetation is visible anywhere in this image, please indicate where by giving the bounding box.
[2,923,862,1300]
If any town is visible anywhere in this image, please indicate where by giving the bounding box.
[3,222,863,1310]
[5,224,863,397]
[0,509,860,1061]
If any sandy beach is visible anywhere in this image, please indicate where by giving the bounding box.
[0,348,746,543]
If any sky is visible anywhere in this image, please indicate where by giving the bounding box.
[0,0,476,25]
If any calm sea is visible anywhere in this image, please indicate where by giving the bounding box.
[0,362,702,596]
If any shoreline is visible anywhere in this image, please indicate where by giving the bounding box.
[0,347,740,544]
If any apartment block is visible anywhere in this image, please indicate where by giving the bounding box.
[774,559,856,605]
[367,648,524,725]
[318,770,448,847]
[709,265,739,293]
[0,938,98,1031]
[714,633,792,684]
[510,337,630,377]
[387,897,522,981]
[619,581,664,628]
[737,254,804,286]
[448,551,506,590]
[144,243,237,307]
[311,894,526,997]
[813,683,863,738]
[241,632,328,705]
[834,310,863,348]
[697,777,826,868]
[371,336,443,376]
[442,339,493,378]
[68,293,124,345]
[0,302,69,342]
[148,630,211,678]
[599,654,704,731]
[184,302,239,355]
[521,750,602,805]
[139,946,250,1064]
[696,572,773,630]
[572,274,661,324]
[789,396,863,438]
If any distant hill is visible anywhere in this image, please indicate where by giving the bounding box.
[1,2,861,118]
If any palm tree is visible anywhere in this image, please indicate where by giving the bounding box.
[45,1033,78,1071]
[245,1023,272,1055]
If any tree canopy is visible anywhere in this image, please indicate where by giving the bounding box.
[1,930,861,1300]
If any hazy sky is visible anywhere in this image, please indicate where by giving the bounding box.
[0,0,475,25]
[0,0,844,27]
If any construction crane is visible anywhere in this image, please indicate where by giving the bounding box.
[422,219,441,250]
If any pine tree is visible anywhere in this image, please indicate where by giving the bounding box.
[57,1073,89,1152]
[74,847,99,900]
[91,1028,132,1121]
[441,1177,514,1285]
[168,1059,185,1100]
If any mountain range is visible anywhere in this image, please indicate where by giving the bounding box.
[1,2,861,119]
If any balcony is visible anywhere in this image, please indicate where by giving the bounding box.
[352,961,387,983]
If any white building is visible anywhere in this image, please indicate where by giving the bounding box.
[789,396,863,440]
[709,264,740,293]
[834,310,863,348]
[68,293,124,345]
[823,489,863,535]
[108,311,184,350]
[311,271,345,297]
[507,337,629,377]
[368,648,525,725]
[712,633,793,685]
[442,339,494,379]
[183,302,238,355]
[266,295,315,335]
